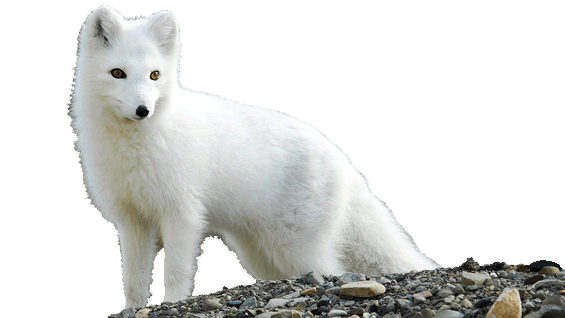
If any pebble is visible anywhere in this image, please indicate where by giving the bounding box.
[414,290,433,298]
[282,292,301,299]
[413,295,428,305]
[539,266,560,275]
[542,295,565,307]
[434,309,464,318]
[327,309,348,317]
[240,296,258,310]
[394,298,412,310]
[203,298,222,311]
[227,300,243,307]
[421,308,436,318]
[538,305,565,318]
[305,271,325,286]
[271,310,301,318]
[338,272,366,285]
[461,271,491,286]
[443,295,455,304]
[485,288,521,318]
[135,308,151,318]
[437,289,454,298]
[534,279,565,290]
[300,287,316,296]
[166,308,179,315]
[108,258,565,318]
[461,299,473,309]
[341,281,386,298]
[265,298,290,310]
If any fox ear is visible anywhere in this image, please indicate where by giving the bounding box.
[85,6,123,48]
[147,11,179,55]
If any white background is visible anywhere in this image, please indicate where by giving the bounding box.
[1,1,564,317]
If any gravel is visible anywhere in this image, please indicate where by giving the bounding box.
[110,258,565,318]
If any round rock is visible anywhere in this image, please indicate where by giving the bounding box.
[539,266,560,275]
[340,281,386,298]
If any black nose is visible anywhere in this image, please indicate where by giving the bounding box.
[136,105,149,118]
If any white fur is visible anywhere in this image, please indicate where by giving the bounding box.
[70,6,439,309]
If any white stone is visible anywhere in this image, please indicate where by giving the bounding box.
[461,272,491,286]
[341,281,386,298]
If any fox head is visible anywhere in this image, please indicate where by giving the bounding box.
[77,6,180,122]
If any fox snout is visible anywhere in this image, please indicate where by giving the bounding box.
[136,105,150,119]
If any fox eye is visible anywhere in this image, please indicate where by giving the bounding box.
[110,68,126,79]
[150,70,160,81]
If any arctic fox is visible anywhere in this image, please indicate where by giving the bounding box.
[70,6,438,309]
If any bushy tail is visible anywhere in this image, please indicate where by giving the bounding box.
[340,176,439,275]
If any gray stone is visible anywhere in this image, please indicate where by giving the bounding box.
[434,309,464,318]
[240,296,258,310]
[444,295,455,304]
[395,299,413,310]
[452,286,465,295]
[534,292,548,300]
[288,297,310,306]
[539,305,565,318]
[498,271,509,278]
[305,271,325,285]
[204,298,223,311]
[437,289,454,298]
[344,300,356,307]
[414,295,428,305]
[282,291,301,299]
[542,295,565,308]
[556,271,565,278]
[523,302,536,310]
[525,312,542,318]
[166,308,179,315]
[534,279,565,290]
[265,298,290,310]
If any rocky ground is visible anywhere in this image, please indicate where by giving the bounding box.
[110,258,565,318]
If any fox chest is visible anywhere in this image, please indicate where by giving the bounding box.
[89,137,187,211]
